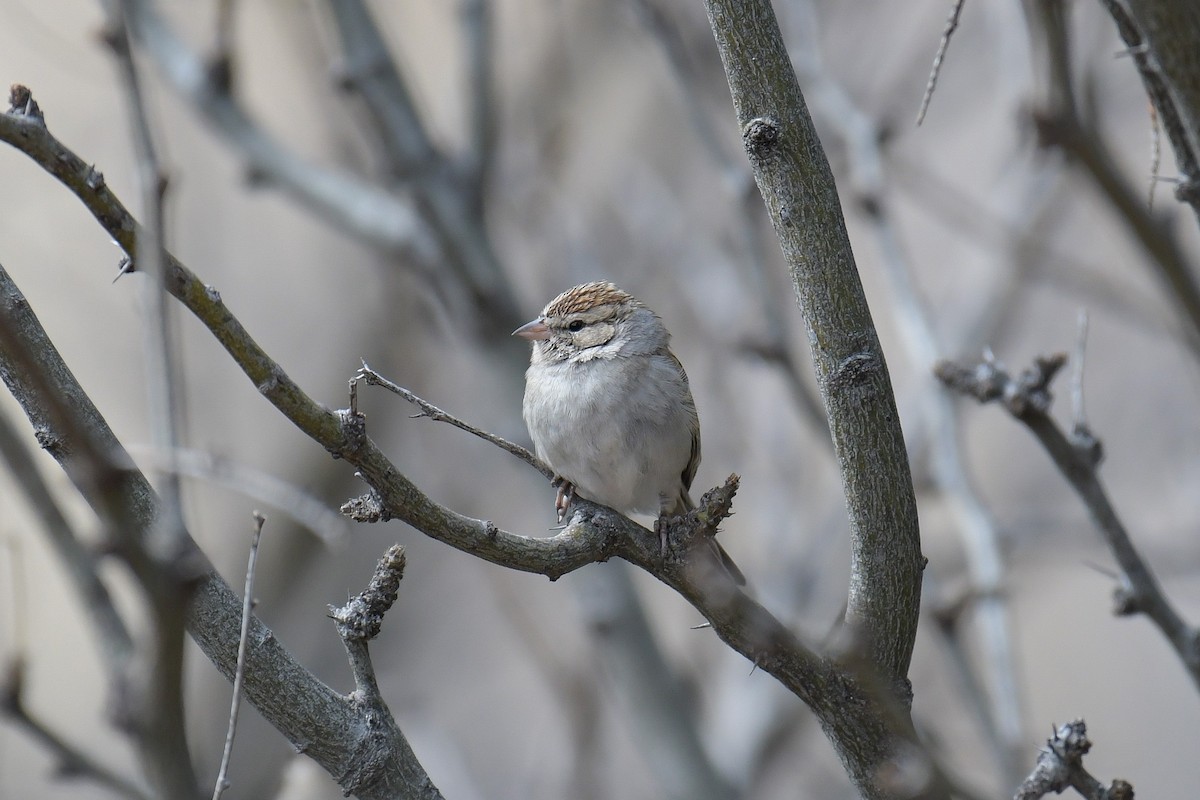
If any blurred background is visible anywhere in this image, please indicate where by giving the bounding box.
[1,1,1198,798]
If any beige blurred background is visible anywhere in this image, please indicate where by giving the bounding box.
[1,1,1198,798]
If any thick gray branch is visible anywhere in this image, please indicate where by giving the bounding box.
[698,0,927,795]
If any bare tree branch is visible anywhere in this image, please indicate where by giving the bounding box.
[108,0,435,262]
[0,81,905,799]
[321,0,520,331]
[935,353,1200,690]
[1013,720,1134,800]
[698,0,928,794]
[784,2,1030,782]
[0,409,132,668]
[103,7,199,794]
[0,260,438,799]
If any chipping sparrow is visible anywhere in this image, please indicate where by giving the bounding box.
[514,281,744,585]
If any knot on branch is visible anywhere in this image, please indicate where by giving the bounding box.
[341,491,391,523]
[329,544,406,641]
[7,84,44,123]
[742,116,781,160]
[829,351,881,404]
[934,353,1066,417]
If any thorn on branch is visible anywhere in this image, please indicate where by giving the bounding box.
[328,544,406,642]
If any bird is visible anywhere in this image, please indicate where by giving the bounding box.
[514,281,745,585]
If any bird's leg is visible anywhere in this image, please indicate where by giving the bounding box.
[654,516,668,560]
[553,477,576,523]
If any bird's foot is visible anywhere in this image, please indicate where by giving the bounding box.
[653,514,675,564]
[553,479,576,523]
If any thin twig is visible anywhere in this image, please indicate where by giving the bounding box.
[0,203,438,795]
[916,0,967,126]
[212,512,266,800]
[355,363,553,480]
[117,0,435,261]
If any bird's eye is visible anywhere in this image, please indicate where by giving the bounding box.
[567,320,585,332]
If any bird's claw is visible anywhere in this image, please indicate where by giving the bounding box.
[554,480,575,523]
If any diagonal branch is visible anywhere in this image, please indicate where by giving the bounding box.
[935,353,1200,690]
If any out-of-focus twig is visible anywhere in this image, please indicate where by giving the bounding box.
[322,0,521,332]
[212,512,266,800]
[2,658,153,800]
[461,0,495,214]
[916,0,967,126]
[126,445,350,547]
[936,353,1200,690]
[1033,112,1200,359]
[1097,0,1200,227]
[1023,1,1200,360]
[0,410,132,667]
[103,6,199,796]
[114,0,435,262]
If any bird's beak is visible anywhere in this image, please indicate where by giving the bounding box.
[512,318,551,341]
